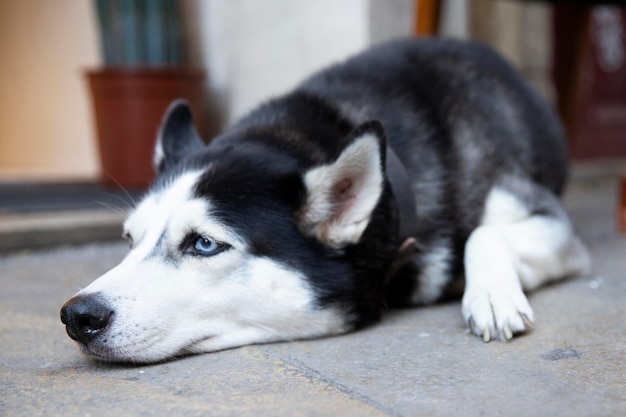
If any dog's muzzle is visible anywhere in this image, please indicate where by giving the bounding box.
[60,294,114,345]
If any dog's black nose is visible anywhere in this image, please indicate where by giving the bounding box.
[60,294,113,345]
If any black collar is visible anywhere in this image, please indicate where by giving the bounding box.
[386,146,418,241]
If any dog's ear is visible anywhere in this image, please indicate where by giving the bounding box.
[298,121,386,249]
[154,100,204,173]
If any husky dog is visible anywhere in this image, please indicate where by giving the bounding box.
[61,38,589,363]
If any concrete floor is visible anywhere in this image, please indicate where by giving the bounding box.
[1,176,625,417]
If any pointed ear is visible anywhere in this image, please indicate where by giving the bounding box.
[154,100,204,173]
[298,121,386,249]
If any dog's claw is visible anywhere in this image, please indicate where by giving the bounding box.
[521,313,534,330]
[463,287,535,343]
[503,324,513,341]
[482,328,491,343]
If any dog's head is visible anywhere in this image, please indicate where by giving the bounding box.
[61,100,396,363]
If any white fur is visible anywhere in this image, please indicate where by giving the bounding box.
[300,132,383,248]
[462,187,590,342]
[123,171,204,262]
[76,173,347,362]
[480,187,530,225]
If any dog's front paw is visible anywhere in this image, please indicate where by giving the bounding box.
[462,288,534,342]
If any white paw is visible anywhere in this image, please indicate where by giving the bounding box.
[462,287,534,342]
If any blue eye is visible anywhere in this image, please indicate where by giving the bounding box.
[195,237,218,253]
[182,235,230,257]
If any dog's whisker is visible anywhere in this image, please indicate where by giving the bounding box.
[98,190,138,211]
[100,171,140,208]
[94,200,128,217]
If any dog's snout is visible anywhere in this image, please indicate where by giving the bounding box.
[60,294,113,345]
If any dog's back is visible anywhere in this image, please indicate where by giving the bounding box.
[300,37,568,222]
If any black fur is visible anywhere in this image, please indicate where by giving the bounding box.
[156,99,205,174]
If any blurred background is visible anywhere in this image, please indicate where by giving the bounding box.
[0,0,625,249]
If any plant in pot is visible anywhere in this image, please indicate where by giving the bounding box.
[87,0,208,189]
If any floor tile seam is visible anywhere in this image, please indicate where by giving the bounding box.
[258,345,403,417]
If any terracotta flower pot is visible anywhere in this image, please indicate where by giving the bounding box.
[86,67,208,189]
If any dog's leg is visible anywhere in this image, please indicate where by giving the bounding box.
[462,184,590,342]
[411,242,453,305]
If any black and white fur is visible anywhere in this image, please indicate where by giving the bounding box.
[61,38,590,362]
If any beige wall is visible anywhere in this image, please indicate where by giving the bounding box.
[182,0,412,128]
[185,0,368,127]
[0,0,101,181]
